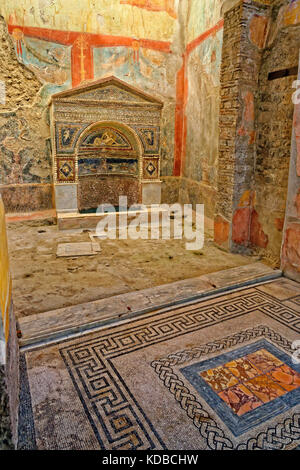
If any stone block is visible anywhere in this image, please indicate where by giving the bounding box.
[55,184,78,213]
[142,182,161,205]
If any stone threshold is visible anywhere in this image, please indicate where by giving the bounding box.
[18,262,281,349]
[6,209,57,224]
[57,206,169,230]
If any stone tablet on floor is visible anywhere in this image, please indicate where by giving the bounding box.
[56,242,101,257]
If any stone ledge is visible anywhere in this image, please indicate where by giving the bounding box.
[18,262,281,348]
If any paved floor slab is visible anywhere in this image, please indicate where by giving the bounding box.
[56,242,101,257]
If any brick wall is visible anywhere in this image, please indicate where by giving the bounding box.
[215,0,300,268]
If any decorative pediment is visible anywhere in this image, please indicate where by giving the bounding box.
[51,76,163,107]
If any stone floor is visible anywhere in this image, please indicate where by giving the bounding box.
[18,277,300,450]
[6,220,256,318]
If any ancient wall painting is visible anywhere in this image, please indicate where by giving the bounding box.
[0,116,51,185]
[0,196,11,344]
[11,33,72,104]
[133,126,160,154]
[284,0,300,26]
[93,46,171,97]
[2,0,177,40]
[120,0,177,18]
[78,157,139,178]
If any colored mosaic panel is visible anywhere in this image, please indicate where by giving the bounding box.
[80,128,133,151]
[180,339,300,437]
[225,358,261,381]
[133,126,160,154]
[246,349,283,373]
[200,348,299,417]
[78,157,138,177]
[56,158,76,182]
[200,366,239,392]
[218,384,263,416]
[143,157,159,179]
[55,123,88,154]
[68,86,147,103]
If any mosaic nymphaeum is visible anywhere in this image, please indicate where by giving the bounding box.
[200,349,300,417]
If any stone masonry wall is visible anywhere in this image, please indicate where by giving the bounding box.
[0,16,53,213]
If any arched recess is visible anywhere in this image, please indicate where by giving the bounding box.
[75,121,144,212]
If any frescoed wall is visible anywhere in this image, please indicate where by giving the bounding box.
[0,194,19,446]
[1,0,300,273]
[0,0,229,217]
[0,0,181,213]
[282,52,300,282]
[0,196,11,358]
[253,0,300,266]
[172,0,225,219]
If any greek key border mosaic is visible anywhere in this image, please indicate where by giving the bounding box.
[56,290,300,450]
[19,288,300,450]
[290,296,300,307]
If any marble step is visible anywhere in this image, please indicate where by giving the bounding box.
[18,262,281,348]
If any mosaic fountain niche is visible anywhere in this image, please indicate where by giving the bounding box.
[50,76,163,226]
[77,122,142,213]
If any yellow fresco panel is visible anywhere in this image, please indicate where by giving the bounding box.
[0,196,11,343]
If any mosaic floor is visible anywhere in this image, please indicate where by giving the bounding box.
[18,278,300,450]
